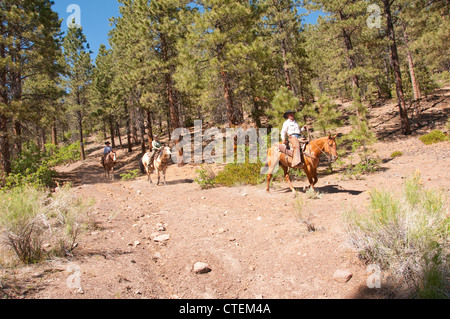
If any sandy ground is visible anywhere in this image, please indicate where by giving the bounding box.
[1,87,448,300]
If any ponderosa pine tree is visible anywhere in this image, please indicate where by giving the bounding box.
[111,0,192,141]
[178,0,263,127]
[263,0,314,105]
[62,25,93,160]
[91,44,118,147]
[381,0,411,135]
[0,0,62,179]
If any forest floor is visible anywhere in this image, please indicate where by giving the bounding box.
[1,87,449,300]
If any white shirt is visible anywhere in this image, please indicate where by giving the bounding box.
[281,119,302,140]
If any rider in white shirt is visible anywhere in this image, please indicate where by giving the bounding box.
[281,110,307,167]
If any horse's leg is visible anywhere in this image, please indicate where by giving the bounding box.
[144,162,153,184]
[266,173,273,193]
[302,165,314,192]
[156,169,160,186]
[283,166,296,194]
[163,169,167,186]
[265,148,279,193]
[111,167,114,180]
[148,171,153,184]
[310,168,318,191]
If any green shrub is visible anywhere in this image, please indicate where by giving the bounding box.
[419,130,449,145]
[3,141,81,189]
[341,158,380,180]
[45,141,81,167]
[390,151,403,158]
[214,161,264,187]
[195,160,266,189]
[195,165,217,189]
[5,143,56,189]
[344,172,449,298]
[120,169,140,181]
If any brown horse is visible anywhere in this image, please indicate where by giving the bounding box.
[103,151,117,180]
[265,134,338,193]
[141,146,172,185]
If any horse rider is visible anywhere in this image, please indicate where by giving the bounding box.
[148,135,163,170]
[101,141,113,166]
[281,110,308,167]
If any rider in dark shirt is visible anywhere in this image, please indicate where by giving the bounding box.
[101,141,113,166]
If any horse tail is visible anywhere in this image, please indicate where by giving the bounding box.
[139,156,146,174]
[261,146,279,175]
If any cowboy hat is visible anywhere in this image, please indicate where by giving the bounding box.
[105,141,111,145]
[283,110,297,119]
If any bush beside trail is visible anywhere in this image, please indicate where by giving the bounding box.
[2,142,81,189]
[0,185,92,265]
[344,172,449,298]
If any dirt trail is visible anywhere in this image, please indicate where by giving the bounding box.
[1,88,449,300]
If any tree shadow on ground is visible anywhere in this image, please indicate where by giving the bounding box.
[374,92,449,141]
[55,151,145,187]
[350,282,412,299]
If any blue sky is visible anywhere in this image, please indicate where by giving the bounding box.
[52,0,120,58]
[52,1,322,59]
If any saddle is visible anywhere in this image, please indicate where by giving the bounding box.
[277,143,293,158]
[276,139,309,169]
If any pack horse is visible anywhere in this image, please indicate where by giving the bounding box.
[141,146,172,185]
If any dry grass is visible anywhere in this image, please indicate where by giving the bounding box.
[344,171,449,298]
[0,185,92,265]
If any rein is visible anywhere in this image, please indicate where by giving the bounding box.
[310,140,331,161]
[302,138,331,162]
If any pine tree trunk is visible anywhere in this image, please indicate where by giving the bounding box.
[383,0,411,135]
[281,38,293,93]
[109,117,116,148]
[51,121,58,145]
[214,25,242,127]
[340,16,362,118]
[13,121,22,154]
[165,73,179,130]
[103,122,107,140]
[0,114,10,178]
[131,108,138,145]
[0,23,10,178]
[116,122,123,149]
[137,107,146,154]
[40,127,46,152]
[384,53,393,99]
[220,66,242,126]
[160,33,180,130]
[77,110,86,160]
[124,105,132,153]
[146,110,153,151]
[401,21,421,101]
[11,67,22,154]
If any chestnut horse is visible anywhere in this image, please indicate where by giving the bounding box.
[265,134,338,193]
[103,151,117,180]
